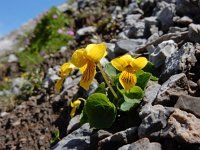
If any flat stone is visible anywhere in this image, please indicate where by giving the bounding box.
[118,138,161,150]
[174,95,200,118]
[51,123,111,150]
[76,26,96,37]
[98,127,138,150]
[155,73,189,106]
[51,123,92,150]
[114,39,146,55]
[175,16,193,25]
[143,81,161,104]
[168,26,188,33]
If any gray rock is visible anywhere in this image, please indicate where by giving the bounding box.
[189,23,200,43]
[144,17,159,36]
[11,78,31,96]
[176,0,200,19]
[128,2,143,15]
[114,39,146,55]
[149,40,178,68]
[51,123,111,150]
[52,123,92,150]
[0,112,9,117]
[168,26,188,33]
[127,21,145,38]
[143,81,161,104]
[155,73,189,106]
[98,127,138,150]
[118,138,161,150]
[43,67,60,89]
[118,31,129,40]
[175,16,193,25]
[160,42,197,82]
[8,54,18,63]
[144,17,158,27]
[106,43,116,59]
[138,104,174,138]
[174,94,200,118]
[67,115,81,134]
[166,109,200,143]
[126,14,142,26]
[147,33,159,43]
[157,2,175,31]
[76,26,96,37]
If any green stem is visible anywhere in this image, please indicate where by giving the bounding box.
[97,63,118,99]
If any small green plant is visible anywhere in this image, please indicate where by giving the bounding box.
[136,0,143,4]
[56,43,158,129]
[0,77,12,91]
[18,7,74,71]
[51,128,61,145]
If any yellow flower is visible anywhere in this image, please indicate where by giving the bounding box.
[55,62,75,92]
[21,72,29,78]
[111,55,147,91]
[3,77,10,82]
[71,43,107,90]
[70,99,81,118]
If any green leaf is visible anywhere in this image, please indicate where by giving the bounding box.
[55,129,60,139]
[124,86,144,103]
[150,75,159,81]
[136,70,151,90]
[105,63,119,78]
[143,62,159,81]
[143,62,154,73]
[120,100,141,112]
[85,93,117,129]
[95,82,106,94]
[120,86,144,111]
[51,128,60,144]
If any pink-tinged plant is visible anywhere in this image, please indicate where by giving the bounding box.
[66,30,75,36]
[57,28,63,34]
[52,14,58,19]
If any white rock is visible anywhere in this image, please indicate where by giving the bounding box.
[8,54,18,63]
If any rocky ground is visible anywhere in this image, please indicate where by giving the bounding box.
[0,0,200,149]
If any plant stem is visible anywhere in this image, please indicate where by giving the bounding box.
[97,63,118,99]
[78,98,86,103]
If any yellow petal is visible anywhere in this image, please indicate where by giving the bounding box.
[70,107,76,118]
[60,62,75,78]
[80,61,96,90]
[85,43,107,62]
[119,71,137,91]
[79,64,87,74]
[73,100,81,107]
[70,100,81,118]
[71,48,87,68]
[55,78,64,92]
[111,55,133,71]
[131,57,148,72]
